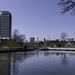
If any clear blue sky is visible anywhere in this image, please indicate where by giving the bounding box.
[0,0,75,41]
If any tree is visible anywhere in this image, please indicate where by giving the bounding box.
[12,29,25,42]
[6,40,14,49]
[12,29,25,49]
[58,0,75,15]
[61,32,68,41]
[12,29,19,42]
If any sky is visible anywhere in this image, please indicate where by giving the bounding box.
[0,0,75,41]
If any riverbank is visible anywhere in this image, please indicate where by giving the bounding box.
[47,47,75,51]
[0,47,75,53]
[0,49,35,53]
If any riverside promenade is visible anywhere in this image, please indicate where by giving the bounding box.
[47,47,75,51]
[34,47,75,51]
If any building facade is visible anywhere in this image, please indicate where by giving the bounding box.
[68,38,74,41]
[0,11,11,39]
[30,37,35,42]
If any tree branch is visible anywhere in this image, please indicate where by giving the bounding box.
[58,0,75,14]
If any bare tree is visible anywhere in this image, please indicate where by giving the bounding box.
[58,0,75,15]
[12,29,25,42]
[12,29,19,42]
[61,32,68,41]
[12,29,25,49]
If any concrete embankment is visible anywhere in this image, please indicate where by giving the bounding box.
[0,49,35,53]
[34,47,49,51]
[34,47,75,51]
[0,47,75,53]
[47,47,75,51]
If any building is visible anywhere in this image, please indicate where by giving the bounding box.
[44,38,46,42]
[68,38,74,41]
[0,11,11,39]
[30,37,35,42]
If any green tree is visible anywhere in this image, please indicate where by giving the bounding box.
[6,40,14,49]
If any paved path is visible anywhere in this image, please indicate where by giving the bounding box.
[47,47,75,51]
[46,51,75,54]
[34,47,49,51]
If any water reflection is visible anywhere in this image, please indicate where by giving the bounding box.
[0,53,11,75]
[44,52,69,66]
[0,51,75,75]
[61,54,69,66]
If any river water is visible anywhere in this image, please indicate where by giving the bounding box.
[0,50,75,75]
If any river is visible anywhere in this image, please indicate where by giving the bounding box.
[0,50,75,75]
